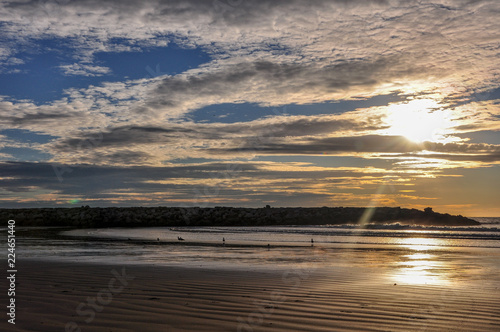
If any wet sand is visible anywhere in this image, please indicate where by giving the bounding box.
[4,259,500,331]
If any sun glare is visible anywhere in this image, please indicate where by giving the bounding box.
[394,252,450,286]
[384,99,452,143]
[397,237,445,251]
[391,239,453,286]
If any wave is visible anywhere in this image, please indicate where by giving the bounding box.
[471,217,500,224]
[325,223,500,232]
[173,223,500,233]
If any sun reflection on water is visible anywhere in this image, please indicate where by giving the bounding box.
[393,237,451,286]
[397,237,448,251]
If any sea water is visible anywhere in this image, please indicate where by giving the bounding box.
[7,218,498,273]
[4,218,499,288]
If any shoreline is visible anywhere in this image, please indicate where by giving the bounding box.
[4,259,500,331]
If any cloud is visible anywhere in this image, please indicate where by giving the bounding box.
[423,141,500,155]
[415,153,500,163]
[59,63,111,76]
[143,57,433,116]
[1,0,499,124]
[207,133,500,165]
[0,96,107,138]
[396,140,500,163]
[1,0,499,97]
[18,105,498,167]
[52,113,381,146]
[449,99,500,133]
[0,109,77,125]
[0,0,499,213]
[43,111,387,165]
[209,135,421,155]
[0,160,425,208]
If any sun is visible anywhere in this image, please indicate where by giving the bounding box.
[384,99,452,143]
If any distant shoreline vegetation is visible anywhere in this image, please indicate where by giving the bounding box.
[0,206,480,227]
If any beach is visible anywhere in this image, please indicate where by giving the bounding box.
[5,255,500,332]
[3,223,500,331]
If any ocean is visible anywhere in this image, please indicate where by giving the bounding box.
[8,218,500,286]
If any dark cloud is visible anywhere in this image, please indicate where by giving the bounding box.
[433,153,499,162]
[0,111,78,125]
[423,141,500,154]
[249,117,385,138]
[147,57,426,111]
[391,152,500,163]
[51,114,383,154]
[0,160,385,197]
[210,135,422,155]
[52,125,193,151]
[205,135,500,163]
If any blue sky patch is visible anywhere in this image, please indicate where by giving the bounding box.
[0,129,57,144]
[0,147,52,162]
[95,43,211,81]
[188,93,406,123]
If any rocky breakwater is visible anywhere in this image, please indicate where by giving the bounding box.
[0,206,480,227]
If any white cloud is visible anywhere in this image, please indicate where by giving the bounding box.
[59,63,111,76]
[0,0,498,96]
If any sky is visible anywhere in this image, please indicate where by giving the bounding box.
[0,0,499,217]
